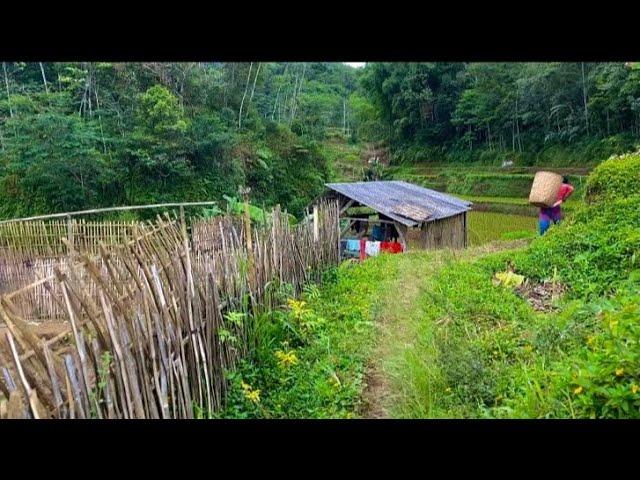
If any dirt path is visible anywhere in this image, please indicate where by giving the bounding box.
[360,240,530,418]
[361,253,436,418]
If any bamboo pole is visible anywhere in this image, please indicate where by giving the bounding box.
[0,201,220,225]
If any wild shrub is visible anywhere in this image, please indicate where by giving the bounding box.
[554,287,640,418]
[513,192,640,298]
[585,152,640,204]
[218,257,394,418]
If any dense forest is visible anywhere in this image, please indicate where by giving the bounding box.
[1,62,639,219]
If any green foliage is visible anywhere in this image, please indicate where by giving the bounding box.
[0,62,351,220]
[218,257,396,418]
[360,62,640,165]
[0,97,111,216]
[500,230,536,241]
[585,151,640,203]
[89,351,113,418]
[514,196,640,298]
[446,172,535,197]
[552,289,640,419]
[321,153,640,419]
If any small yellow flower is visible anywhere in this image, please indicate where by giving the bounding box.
[241,381,261,403]
[573,386,583,395]
[632,384,640,395]
[245,389,261,403]
[523,345,533,353]
[609,319,619,329]
[275,349,299,368]
[445,387,452,393]
[586,336,596,346]
[287,298,310,320]
[616,368,624,377]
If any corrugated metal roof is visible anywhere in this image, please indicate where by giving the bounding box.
[325,180,472,227]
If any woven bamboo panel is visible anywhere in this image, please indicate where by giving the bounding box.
[529,171,563,207]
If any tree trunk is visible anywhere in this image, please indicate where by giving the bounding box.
[246,62,261,122]
[581,62,589,135]
[281,90,288,123]
[39,62,49,94]
[343,98,347,134]
[288,73,300,124]
[94,85,108,155]
[515,98,522,153]
[238,62,253,130]
[271,83,282,121]
[2,62,13,118]
[289,63,306,124]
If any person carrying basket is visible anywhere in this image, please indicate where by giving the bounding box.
[539,176,574,235]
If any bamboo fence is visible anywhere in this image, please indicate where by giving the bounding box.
[0,199,339,419]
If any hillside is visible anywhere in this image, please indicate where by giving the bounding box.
[2,62,640,420]
[2,62,640,222]
[219,153,640,419]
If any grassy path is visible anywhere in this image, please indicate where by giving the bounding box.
[361,240,530,418]
[360,253,431,418]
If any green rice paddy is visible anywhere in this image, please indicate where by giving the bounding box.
[467,211,537,246]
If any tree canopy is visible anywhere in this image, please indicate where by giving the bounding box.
[1,61,639,219]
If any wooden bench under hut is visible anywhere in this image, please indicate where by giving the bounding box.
[322,180,472,255]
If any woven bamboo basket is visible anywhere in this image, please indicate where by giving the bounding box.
[529,171,563,207]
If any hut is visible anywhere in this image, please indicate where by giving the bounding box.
[323,180,472,252]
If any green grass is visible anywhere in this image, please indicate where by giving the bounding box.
[372,154,640,419]
[468,211,537,245]
[217,255,399,419]
[216,155,639,419]
[379,248,534,418]
[459,195,530,205]
[390,166,587,199]
[321,139,364,182]
[378,248,640,419]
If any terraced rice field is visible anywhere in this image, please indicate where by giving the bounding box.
[467,211,537,245]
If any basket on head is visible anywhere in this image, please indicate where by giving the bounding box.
[529,171,563,208]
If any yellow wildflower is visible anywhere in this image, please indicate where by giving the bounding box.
[287,298,309,320]
[609,319,619,329]
[241,381,261,403]
[524,345,533,353]
[245,389,261,403]
[275,349,299,367]
[616,368,624,377]
[445,387,452,393]
[573,386,583,395]
[586,336,596,346]
[632,384,640,395]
